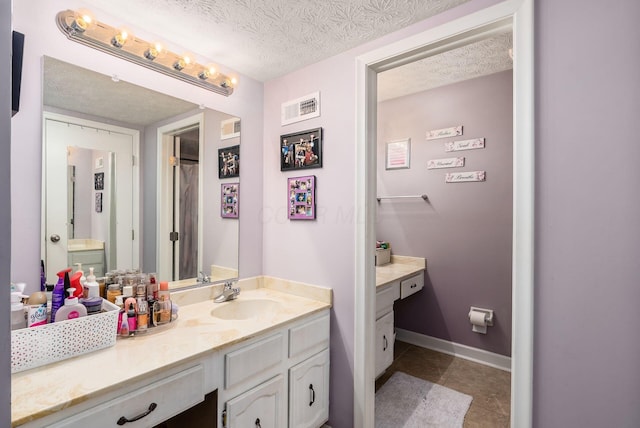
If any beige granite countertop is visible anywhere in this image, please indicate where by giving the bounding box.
[376,255,426,287]
[11,277,332,427]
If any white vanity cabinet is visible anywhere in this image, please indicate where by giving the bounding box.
[375,270,424,378]
[21,362,211,428]
[220,310,330,428]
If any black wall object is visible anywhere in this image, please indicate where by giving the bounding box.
[11,31,24,117]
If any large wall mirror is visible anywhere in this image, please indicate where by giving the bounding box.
[42,56,240,286]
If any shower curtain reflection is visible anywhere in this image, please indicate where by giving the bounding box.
[179,161,198,279]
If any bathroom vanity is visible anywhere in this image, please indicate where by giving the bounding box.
[11,278,332,428]
[375,256,426,378]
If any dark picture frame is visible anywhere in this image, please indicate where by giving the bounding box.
[221,183,239,218]
[280,127,322,171]
[94,172,104,190]
[218,145,240,179]
[288,175,316,220]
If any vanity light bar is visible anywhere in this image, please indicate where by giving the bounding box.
[55,10,236,96]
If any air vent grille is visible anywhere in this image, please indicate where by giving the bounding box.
[281,92,320,125]
[221,117,241,140]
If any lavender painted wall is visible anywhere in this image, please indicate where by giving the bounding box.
[2,1,12,425]
[262,1,503,426]
[377,70,513,356]
[534,1,640,426]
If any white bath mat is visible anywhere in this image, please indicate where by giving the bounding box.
[375,371,473,428]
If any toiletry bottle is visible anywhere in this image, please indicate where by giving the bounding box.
[153,294,172,325]
[70,271,84,299]
[126,300,137,332]
[147,273,158,300]
[158,281,170,300]
[74,263,86,289]
[40,260,46,292]
[50,268,71,323]
[10,291,26,330]
[120,311,130,336]
[83,267,100,298]
[55,288,88,322]
[135,285,148,331]
[107,283,122,304]
[27,291,48,327]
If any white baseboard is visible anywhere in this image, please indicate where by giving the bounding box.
[395,328,511,372]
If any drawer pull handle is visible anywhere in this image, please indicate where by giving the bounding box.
[410,283,417,288]
[383,335,388,351]
[309,384,315,406]
[255,417,261,427]
[117,402,157,425]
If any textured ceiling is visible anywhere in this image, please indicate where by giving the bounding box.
[82,0,471,82]
[46,1,512,122]
[378,31,513,101]
[43,57,197,126]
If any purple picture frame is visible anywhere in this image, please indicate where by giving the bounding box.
[221,183,239,218]
[288,175,316,220]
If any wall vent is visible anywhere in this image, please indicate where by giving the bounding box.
[221,117,241,140]
[281,91,320,126]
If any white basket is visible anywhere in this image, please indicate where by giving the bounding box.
[11,299,120,373]
[375,248,391,266]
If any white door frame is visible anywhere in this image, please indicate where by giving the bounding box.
[42,112,140,281]
[156,113,204,282]
[354,1,534,426]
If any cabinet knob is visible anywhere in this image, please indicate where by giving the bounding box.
[255,417,261,427]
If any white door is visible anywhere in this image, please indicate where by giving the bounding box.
[44,118,134,283]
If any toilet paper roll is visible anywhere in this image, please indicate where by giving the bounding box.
[469,310,487,326]
[469,310,488,334]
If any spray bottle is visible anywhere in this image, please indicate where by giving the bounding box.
[50,268,71,323]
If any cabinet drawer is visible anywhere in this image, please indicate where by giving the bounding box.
[376,281,399,319]
[49,365,204,428]
[289,312,330,359]
[400,272,424,299]
[68,250,104,265]
[225,333,284,389]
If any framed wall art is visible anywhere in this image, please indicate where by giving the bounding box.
[218,145,240,179]
[385,138,411,170]
[221,183,239,218]
[95,192,102,213]
[94,172,104,190]
[280,127,322,171]
[288,175,316,220]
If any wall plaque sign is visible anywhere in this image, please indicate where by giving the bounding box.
[445,171,486,183]
[445,138,485,152]
[427,157,465,169]
[426,125,463,140]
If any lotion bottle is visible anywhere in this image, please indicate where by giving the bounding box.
[83,267,100,298]
[55,288,88,322]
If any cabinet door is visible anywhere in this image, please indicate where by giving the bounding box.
[289,349,330,428]
[375,311,395,378]
[225,374,286,428]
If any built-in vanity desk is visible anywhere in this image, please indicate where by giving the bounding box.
[375,255,426,378]
[11,277,332,428]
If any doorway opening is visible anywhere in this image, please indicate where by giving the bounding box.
[354,1,534,427]
[157,114,204,282]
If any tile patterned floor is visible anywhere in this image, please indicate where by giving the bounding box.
[375,341,511,427]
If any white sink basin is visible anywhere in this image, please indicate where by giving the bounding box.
[210,298,283,320]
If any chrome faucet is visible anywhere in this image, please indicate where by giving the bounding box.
[214,281,240,303]
[198,271,211,284]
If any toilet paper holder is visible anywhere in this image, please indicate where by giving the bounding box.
[468,306,494,334]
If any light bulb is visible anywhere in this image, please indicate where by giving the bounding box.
[70,13,92,32]
[144,43,162,60]
[111,30,129,48]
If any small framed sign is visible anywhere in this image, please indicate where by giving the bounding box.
[385,139,411,170]
[218,145,240,179]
